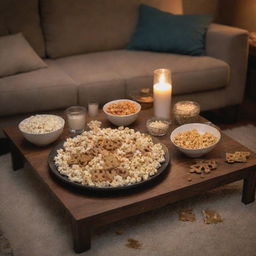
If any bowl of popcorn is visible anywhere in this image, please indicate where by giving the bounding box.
[103,99,141,126]
[170,123,221,157]
[146,117,170,136]
[18,114,65,146]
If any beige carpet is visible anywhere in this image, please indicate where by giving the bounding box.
[0,125,256,256]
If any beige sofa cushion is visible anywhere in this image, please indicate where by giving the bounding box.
[55,50,229,104]
[55,51,126,104]
[0,60,77,116]
[40,0,182,58]
[112,50,229,96]
[0,33,47,77]
[0,0,45,57]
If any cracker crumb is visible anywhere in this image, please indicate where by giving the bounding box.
[179,209,196,222]
[126,238,142,249]
[115,230,124,235]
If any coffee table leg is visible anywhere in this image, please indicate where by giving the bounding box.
[242,170,256,204]
[9,141,24,171]
[72,218,91,253]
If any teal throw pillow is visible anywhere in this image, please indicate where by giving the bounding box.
[128,4,212,56]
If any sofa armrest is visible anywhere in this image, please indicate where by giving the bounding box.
[206,23,249,106]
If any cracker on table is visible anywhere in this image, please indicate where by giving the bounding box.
[190,163,211,174]
[226,151,250,164]
[190,160,217,175]
[197,160,218,170]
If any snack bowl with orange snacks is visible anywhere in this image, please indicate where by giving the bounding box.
[103,99,141,126]
[170,123,221,158]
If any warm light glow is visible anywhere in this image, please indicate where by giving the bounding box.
[154,82,172,92]
[153,68,172,119]
[159,73,166,83]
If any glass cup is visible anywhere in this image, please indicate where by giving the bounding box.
[88,102,99,117]
[66,106,86,134]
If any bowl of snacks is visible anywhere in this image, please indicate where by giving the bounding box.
[103,99,141,126]
[170,123,221,158]
[18,114,65,146]
[146,117,170,136]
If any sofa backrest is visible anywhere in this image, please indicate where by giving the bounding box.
[40,0,183,58]
[0,0,45,57]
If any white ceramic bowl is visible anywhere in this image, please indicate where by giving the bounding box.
[18,115,65,146]
[103,99,141,126]
[170,123,221,158]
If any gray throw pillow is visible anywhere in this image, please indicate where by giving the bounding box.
[0,33,47,77]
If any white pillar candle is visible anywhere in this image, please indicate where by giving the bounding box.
[153,69,172,119]
[88,103,99,117]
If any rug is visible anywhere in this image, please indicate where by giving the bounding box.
[0,125,256,256]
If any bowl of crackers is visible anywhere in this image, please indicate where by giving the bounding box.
[103,99,141,126]
[170,123,221,158]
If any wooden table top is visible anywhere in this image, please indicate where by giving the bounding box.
[4,109,256,222]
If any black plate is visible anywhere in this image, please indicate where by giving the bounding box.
[48,136,170,193]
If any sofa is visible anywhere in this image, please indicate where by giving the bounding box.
[0,0,249,138]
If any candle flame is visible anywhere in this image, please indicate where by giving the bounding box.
[159,74,166,83]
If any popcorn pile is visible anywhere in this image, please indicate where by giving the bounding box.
[54,121,165,188]
[19,115,63,134]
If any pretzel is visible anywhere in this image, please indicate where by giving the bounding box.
[96,138,122,151]
[67,153,93,166]
[101,151,120,170]
[226,151,250,164]
[91,169,110,183]
[190,160,217,174]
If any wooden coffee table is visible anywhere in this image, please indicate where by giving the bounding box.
[3,109,256,253]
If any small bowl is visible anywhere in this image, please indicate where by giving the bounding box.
[18,115,65,146]
[170,123,221,158]
[146,117,170,136]
[103,99,141,126]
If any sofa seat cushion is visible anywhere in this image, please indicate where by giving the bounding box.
[113,50,229,96]
[55,52,126,105]
[0,60,77,116]
[56,50,229,102]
